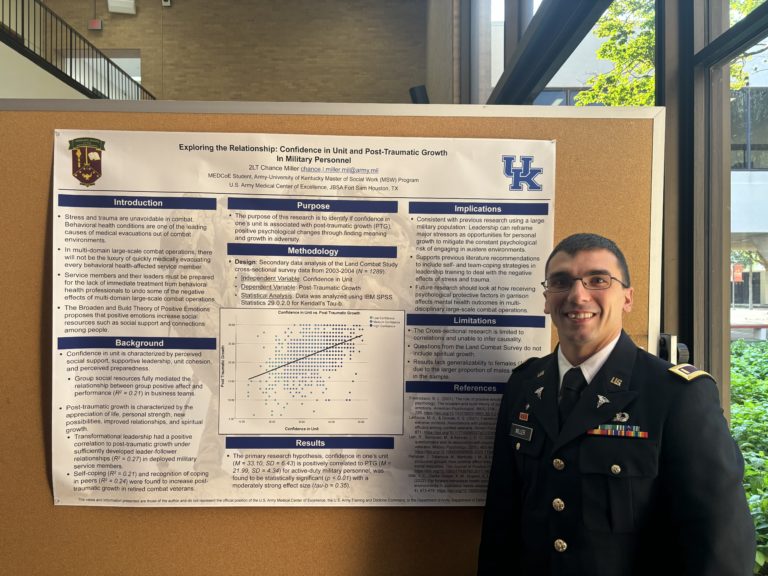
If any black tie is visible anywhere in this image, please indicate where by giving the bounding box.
[559,367,587,428]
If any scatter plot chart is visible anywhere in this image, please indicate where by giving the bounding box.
[219,308,405,435]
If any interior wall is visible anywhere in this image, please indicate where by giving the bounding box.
[42,0,428,103]
[0,43,87,99]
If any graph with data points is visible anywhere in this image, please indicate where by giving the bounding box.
[219,308,405,435]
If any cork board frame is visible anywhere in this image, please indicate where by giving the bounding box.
[0,101,664,576]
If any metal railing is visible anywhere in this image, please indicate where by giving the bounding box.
[0,0,154,100]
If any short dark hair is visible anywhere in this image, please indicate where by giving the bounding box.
[545,233,631,286]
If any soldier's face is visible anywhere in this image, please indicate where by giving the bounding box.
[543,249,633,365]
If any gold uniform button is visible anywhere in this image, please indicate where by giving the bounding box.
[516,442,521,450]
[552,498,565,512]
[552,458,565,471]
[611,464,622,475]
[554,539,568,553]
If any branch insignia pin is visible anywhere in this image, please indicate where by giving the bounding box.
[596,395,610,408]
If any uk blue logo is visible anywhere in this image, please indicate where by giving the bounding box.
[502,155,543,191]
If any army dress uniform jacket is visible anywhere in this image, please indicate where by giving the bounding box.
[478,331,755,576]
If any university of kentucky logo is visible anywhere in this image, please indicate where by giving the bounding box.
[502,155,543,191]
[69,137,105,187]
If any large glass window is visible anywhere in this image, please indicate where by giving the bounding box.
[731,0,768,23]
[532,1,655,107]
[750,88,768,168]
[732,89,749,169]
[732,87,768,170]
[470,0,505,103]
[533,88,591,106]
[729,38,768,333]
[727,31,768,576]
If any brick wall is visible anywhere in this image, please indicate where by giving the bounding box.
[44,0,427,102]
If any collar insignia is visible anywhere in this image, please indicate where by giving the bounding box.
[534,386,544,399]
[610,376,623,387]
[596,395,610,408]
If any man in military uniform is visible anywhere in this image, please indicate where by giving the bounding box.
[478,233,755,575]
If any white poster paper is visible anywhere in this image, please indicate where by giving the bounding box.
[52,129,554,506]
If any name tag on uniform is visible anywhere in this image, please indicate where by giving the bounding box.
[509,424,533,442]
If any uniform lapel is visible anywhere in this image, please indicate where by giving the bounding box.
[553,332,639,452]
[523,354,559,443]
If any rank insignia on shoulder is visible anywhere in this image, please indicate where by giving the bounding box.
[669,363,711,381]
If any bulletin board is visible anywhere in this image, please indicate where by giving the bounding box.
[0,101,664,576]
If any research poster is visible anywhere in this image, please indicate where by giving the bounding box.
[52,129,555,506]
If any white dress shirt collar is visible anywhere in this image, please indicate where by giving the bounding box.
[556,332,622,388]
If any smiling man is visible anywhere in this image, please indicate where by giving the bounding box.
[478,233,755,576]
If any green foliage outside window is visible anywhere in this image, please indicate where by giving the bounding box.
[573,0,766,107]
[574,0,655,106]
[731,340,768,574]
[734,249,768,270]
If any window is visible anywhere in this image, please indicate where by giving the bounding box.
[726,35,768,337]
[469,0,505,103]
[732,87,768,170]
[533,2,655,107]
[533,88,590,106]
